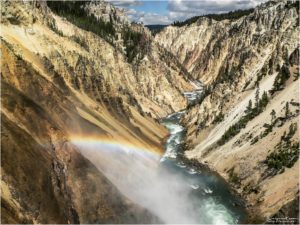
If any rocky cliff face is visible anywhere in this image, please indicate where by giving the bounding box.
[156,0,299,221]
[156,1,298,84]
[0,0,195,223]
[2,0,299,223]
[1,38,160,224]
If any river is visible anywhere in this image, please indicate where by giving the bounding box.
[158,81,247,224]
[159,111,247,224]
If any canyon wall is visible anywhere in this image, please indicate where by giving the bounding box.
[0,0,194,223]
[156,0,299,221]
[1,0,299,223]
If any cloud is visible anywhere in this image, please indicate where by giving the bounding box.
[168,0,266,14]
[167,0,267,22]
[107,0,143,7]
[110,0,267,25]
[125,8,172,24]
[142,13,171,24]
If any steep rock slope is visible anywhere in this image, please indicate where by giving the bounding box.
[156,0,299,221]
[2,1,193,119]
[156,1,298,85]
[0,0,194,223]
[1,39,159,224]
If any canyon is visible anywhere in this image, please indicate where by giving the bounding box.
[156,1,299,221]
[1,0,299,224]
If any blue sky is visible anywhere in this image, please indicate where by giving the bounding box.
[132,1,168,14]
[109,0,267,25]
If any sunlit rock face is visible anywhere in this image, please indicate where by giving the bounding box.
[156,0,299,221]
[156,1,298,85]
[0,38,162,224]
[1,1,193,119]
[84,0,129,25]
[0,0,196,223]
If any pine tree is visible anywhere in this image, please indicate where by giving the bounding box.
[276,64,281,72]
[285,102,290,118]
[270,109,276,123]
[260,91,269,108]
[287,123,297,138]
[271,63,291,94]
[281,63,290,81]
[294,70,300,80]
[245,99,252,115]
[254,84,260,111]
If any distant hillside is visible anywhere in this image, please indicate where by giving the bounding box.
[146,24,168,35]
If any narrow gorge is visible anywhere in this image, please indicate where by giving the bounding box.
[1,0,299,224]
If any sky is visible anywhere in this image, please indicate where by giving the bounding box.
[108,0,267,25]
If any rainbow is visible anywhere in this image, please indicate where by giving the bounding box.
[69,135,163,160]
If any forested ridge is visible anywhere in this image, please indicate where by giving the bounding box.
[172,8,254,27]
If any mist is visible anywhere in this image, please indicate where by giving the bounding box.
[72,140,207,224]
